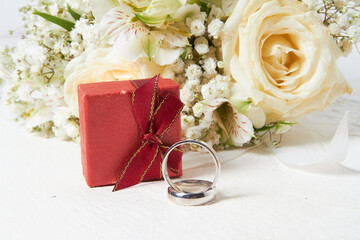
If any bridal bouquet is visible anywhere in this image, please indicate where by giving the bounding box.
[0,0,357,149]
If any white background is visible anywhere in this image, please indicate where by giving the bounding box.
[0,1,360,240]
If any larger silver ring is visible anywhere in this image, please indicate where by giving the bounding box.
[162,139,221,206]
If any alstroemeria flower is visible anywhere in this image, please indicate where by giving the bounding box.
[199,98,256,147]
[92,0,203,66]
[99,5,150,44]
[136,0,184,27]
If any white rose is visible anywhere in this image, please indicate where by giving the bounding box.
[222,0,352,122]
[64,47,166,116]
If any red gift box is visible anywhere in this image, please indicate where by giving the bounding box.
[78,76,183,190]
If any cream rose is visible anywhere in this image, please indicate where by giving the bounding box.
[223,0,352,122]
[64,47,167,116]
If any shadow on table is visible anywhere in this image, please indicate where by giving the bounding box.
[181,144,272,176]
[179,145,272,204]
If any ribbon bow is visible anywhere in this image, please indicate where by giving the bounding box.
[113,75,183,191]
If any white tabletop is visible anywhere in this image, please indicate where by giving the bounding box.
[1,1,360,240]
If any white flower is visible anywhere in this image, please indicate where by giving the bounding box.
[30,90,42,100]
[64,123,80,138]
[53,107,72,127]
[99,4,150,44]
[202,57,217,77]
[185,64,202,80]
[70,42,83,57]
[186,126,202,139]
[222,0,352,122]
[52,126,67,139]
[209,6,224,21]
[347,26,360,42]
[71,18,100,49]
[194,37,209,55]
[52,101,80,140]
[198,117,212,129]
[30,64,42,74]
[337,13,352,27]
[181,115,195,129]
[329,23,341,35]
[16,85,32,102]
[180,85,195,105]
[214,74,231,82]
[186,78,200,87]
[193,102,204,117]
[14,40,47,66]
[61,45,71,56]
[49,4,59,15]
[198,12,207,21]
[66,0,90,12]
[190,19,206,37]
[200,98,255,146]
[205,125,221,147]
[96,2,188,66]
[208,19,224,39]
[201,78,230,100]
[180,79,200,105]
[70,32,82,43]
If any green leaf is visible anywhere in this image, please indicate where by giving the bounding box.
[141,33,159,61]
[278,121,297,126]
[232,100,251,114]
[186,0,210,12]
[254,121,297,133]
[254,124,276,133]
[134,12,167,27]
[179,48,188,62]
[33,11,75,31]
[67,3,81,21]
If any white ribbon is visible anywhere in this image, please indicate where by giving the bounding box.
[267,112,360,171]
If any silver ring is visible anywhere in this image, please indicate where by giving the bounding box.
[162,139,221,206]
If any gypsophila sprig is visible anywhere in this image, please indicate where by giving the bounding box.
[301,0,360,54]
[0,0,96,142]
[0,0,357,150]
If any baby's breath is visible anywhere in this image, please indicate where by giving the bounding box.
[0,0,95,141]
[301,0,360,53]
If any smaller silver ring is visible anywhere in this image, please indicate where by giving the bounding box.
[162,139,220,206]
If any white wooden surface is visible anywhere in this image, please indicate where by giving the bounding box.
[1,1,360,239]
